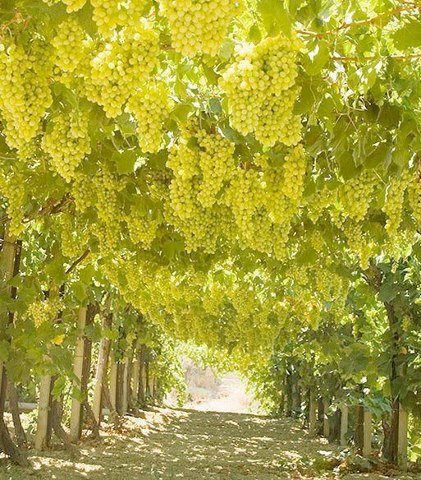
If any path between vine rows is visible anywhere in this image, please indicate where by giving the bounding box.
[2,408,416,480]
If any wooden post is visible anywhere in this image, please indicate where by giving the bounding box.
[69,306,92,442]
[34,375,52,450]
[362,410,372,457]
[110,358,124,415]
[323,399,330,438]
[131,352,140,408]
[122,354,131,415]
[340,405,348,446]
[309,389,317,436]
[92,313,112,424]
[397,404,408,471]
[109,355,118,411]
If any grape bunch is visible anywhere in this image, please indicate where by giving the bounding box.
[0,40,52,154]
[159,0,241,57]
[71,172,95,212]
[125,207,160,248]
[383,172,410,236]
[281,144,307,202]
[126,81,173,153]
[196,130,235,208]
[0,169,26,237]
[91,0,148,37]
[220,33,301,147]
[42,108,91,181]
[26,297,63,327]
[85,22,159,117]
[52,18,88,73]
[407,169,420,227]
[339,170,377,222]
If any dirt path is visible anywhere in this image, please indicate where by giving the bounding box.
[1,409,416,480]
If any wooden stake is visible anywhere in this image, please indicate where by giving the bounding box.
[362,410,372,457]
[397,404,408,471]
[340,405,348,446]
[309,389,317,436]
[92,313,112,424]
[323,400,330,438]
[34,375,52,450]
[69,307,89,442]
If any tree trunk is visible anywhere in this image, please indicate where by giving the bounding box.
[383,301,407,468]
[0,230,28,466]
[7,382,27,446]
[92,313,112,424]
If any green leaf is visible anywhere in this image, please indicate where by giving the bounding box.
[303,41,330,75]
[378,282,397,303]
[72,281,88,302]
[258,0,291,36]
[112,150,137,175]
[45,258,66,284]
[365,142,391,169]
[392,19,421,50]
[248,24,262,44]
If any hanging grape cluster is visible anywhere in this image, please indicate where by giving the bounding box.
[42,108,91,181]
[220,33,301,147]
[0,40,52,154]
[126,81,173,153]
[52,18,88,74]
[159,0,241,57]
[85,22,159,117]
[339,170,377,222]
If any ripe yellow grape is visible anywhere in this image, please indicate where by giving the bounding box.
[85,22,159,117]
[159,0,241,57]
[220,33,301,147]
[42,108,91,182]
[0,40,52,153]
[126,81,173,153]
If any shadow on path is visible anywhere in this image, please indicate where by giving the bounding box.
[0,409,388,479]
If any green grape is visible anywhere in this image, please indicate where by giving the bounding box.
[407,169,420,227]
[94,169,123,224]
[0,169,26,237]
[62,0,86,12]
[282,144,307,202]
[26,297,63,327]
[0,39,52,153]
[343,220,374,269]
[125,207,160,248]
[196,130,235,208]
[57,214,88,258]
[220,33,301,147]
[91,0,148,37]
[383,172,410,236]
[85,21,159,117]
[307,186,335,223]
[71,172,95,212]
[159,0,241,57]
[339,170,377,222]
[126,81,173,153]
[52,18,88,73]
[42,108,91,182]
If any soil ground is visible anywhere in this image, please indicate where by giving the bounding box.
[1,408,417,480]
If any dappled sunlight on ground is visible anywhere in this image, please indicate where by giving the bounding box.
[2,409,417,479]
